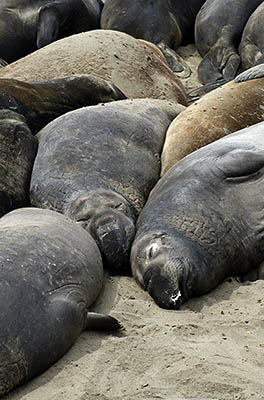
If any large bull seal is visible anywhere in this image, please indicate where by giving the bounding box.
[0,74,125,134]
[0,109,37,217]
[100,0,205,74]
[239,2,264,71]
[131,121,264,309]
[195,0,263,84]
[161,63,264,175]
[0,30,187,105]
[0,207,120,397]
[0,0,103,63]
[30,99,185,271]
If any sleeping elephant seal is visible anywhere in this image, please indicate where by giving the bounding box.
[0,30,187,105]
[131,121,264,309]
[30,99,185,271]
[0,207,120,397]
[0,0,103,63]
[100,0,205,74]
[0,109,37,218]
[0,74,125,134]
[239,2,264,71]
[161,63,264,175]
[195,0,263,84]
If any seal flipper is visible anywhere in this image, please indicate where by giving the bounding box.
[0,58,8,68]
[235,63,264,83]
[37,3,61,48]
[157,42,191,78]
[216,149,264,181]
[85,312,121,331]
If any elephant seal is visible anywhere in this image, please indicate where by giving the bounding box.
[161,63,264,175]
[0,207,120,397]
[131,121,264,309]
[195,0,263,84]
[100,0,205,74]
[0,30,187,105]
[239,2,264,71]
[0,109,37,218]
[0,0,103,63]
[0,74,125,134]
[30,99,185,271]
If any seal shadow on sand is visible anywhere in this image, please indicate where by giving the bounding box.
[5,273,123,399]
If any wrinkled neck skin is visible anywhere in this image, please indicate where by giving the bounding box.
[65,189,137,272]
[131,231,196,309]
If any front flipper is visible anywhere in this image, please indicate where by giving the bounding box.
[240,261,264,282]
[216,149,264,181]
[235,63,264,83]
[0,58,8,68]
[157,42,191,78]
[37,3,62,48]
[187,78,227,103]
[86,312,121,330]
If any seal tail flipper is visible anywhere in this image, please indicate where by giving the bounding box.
[85,312,122,331]
[235,63,264,83]
[37,4,61,48]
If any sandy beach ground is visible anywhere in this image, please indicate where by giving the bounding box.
[5,44,264,400]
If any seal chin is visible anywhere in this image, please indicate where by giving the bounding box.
[88,208,136,272]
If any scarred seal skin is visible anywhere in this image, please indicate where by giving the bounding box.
[0,0,103,63]
[0,29,187,105]
[239,2,264,71]
[195,0,263,84]
[0,109,37,218]
[131,121,264,309]
[100,0,205,73]
[0,207,120,397]
[161,63,264,175]
[0,74,126,134]
[30,99,185,271]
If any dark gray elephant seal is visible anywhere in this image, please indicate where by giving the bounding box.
[0,0,103,63]
[0,109,37,218]
[239,2,264,71]
[0,207,120,397]
[100,0,205,74]
[0,74,125,134]
[195,0,263,84]
[30,99,185,271]
[131,121,264,309]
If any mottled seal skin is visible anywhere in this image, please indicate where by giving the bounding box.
[0,30,187,105]
[239,2,264,71]
[161,63,264,175]
[0,109,37,218]
[0,0,103,63]
[30,99,185,271]
[131,121,264,309]
[0,74,125,134]
[195,0,263,84]
[100,0,205,74]
[0,207,120,397]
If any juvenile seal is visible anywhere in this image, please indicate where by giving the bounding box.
[161,63,264,175]
[0,109,37,217]
[0,207,120,397]
[195,0,263,84]
[0,30,187,105]
[30,99,185,271]
[0,0,103,63]
[100,0,205,74]
[0,74,125,134]
[239,2,264,71]
[131,121,264,309]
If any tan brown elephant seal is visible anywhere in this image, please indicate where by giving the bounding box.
[161,63,264,175]
[0,30,187,105]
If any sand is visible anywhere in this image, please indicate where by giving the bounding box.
[5,44,264,400]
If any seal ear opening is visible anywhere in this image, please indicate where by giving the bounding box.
[37,4,61,48]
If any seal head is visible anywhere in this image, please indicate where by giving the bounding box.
[67,189,136,271]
